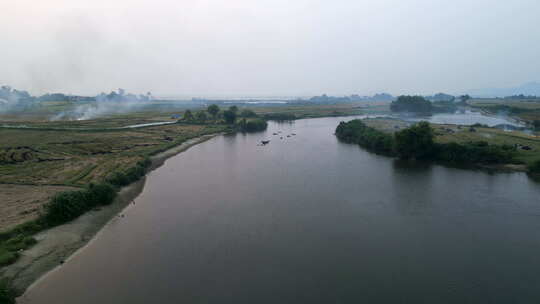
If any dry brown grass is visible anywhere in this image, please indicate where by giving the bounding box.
[0,184,77,232]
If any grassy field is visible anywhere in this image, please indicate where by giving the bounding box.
[0,115,227,232]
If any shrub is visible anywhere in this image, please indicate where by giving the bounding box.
[86,183,116,206]
[390,95,432,113]
[223,109,237,124]
[0,279,15,304]
[238,118,268,132]
[335,120,394,155]
[0,251,19,267]
[394,121,435,159]
[106,158,151,187]
[529,160,540,173]
[44,190,89,225]
[435,142,514,164]
[533,120,540,131]
[44,182,117,225]
[3,235,36,252]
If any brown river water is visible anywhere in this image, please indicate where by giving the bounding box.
[20,116,540,303]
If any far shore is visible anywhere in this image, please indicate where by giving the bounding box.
[1,133,221,296]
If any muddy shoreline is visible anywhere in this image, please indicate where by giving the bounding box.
[0,133,221,297]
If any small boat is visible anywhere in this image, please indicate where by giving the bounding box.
[273,133,278,135]
[261,140,270,145]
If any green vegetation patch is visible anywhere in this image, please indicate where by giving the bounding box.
[336,119,517,165]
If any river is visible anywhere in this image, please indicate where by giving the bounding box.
[20,116,540,303]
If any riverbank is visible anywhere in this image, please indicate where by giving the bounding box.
[0,133,220,297]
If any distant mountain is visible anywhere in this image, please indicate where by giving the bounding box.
[467,82,540,98]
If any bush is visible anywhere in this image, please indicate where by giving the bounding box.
[86,183,117,206]
[3,235,36,252]
[0,251,19,267]
[44,182,117,225]
[529,160,540,173]
[533,120,540,131]
[44,191,89,225]
[223,109,237,124]
[0,279,15,304]
[238,118,268,132]
[106,158,151,187]
[335,120,394,155]
[435,142,514,164]
[391,95,432,113]
[395,121,435,160]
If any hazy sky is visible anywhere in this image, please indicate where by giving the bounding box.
[1,0,539,97]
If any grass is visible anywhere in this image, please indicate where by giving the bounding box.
[0,111,229,236]
[0,123,223,186]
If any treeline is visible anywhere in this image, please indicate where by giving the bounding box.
[530,160,540,174]
[45,158,151,225]
[238,118,268,132]
[262,113,297,121]
[390,95,433,113]
[335,120,515,165]
[390,95,465,114]
[181,104,268,132]
[335,119,394,155]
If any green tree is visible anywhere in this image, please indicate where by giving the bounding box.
[223,109,237,124]
[529,159,540,174]
[394,121,435,159]
[207,104,220,119]
[459,94,471,103]
[533,120,540,131]
[195,110,207,123]
[390,95,432,113]
[183,110,194,121]
[229,105,238,114]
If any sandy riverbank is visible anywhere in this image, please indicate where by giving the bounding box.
[0,133,221,296]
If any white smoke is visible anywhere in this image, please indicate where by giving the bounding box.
[50,101,147,121]
[0,85,36,113]
[50,89,153,121]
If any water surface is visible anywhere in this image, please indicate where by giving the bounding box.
[21,117,540,304]
[396,110,524,127]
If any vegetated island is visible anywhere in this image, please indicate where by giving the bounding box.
[335,118,540,175]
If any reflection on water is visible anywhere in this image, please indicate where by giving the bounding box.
[21,116,540,304]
